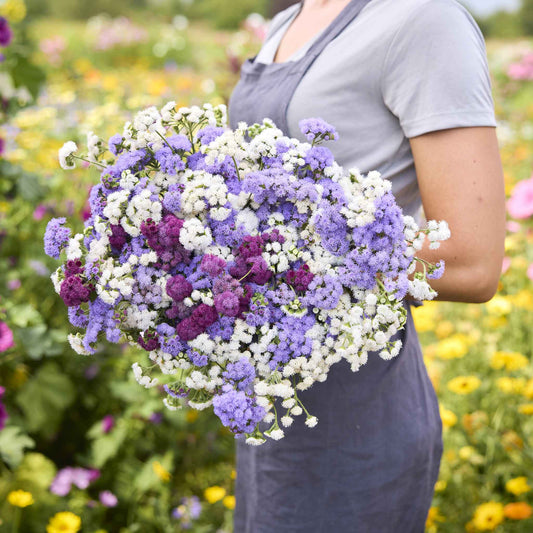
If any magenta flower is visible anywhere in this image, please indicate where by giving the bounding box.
[528,263,533,281]
[0,322,14,352]
[0,18,13,47]
[101,415,115,433]
[33,204,48,220]
[507,175,533,219]
[0,386,8,430]
[50,467,100,496]
[99,490,118,507]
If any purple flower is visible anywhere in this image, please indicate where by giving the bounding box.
[99,490,118,507]
[60,275,92,307]
[101,415,115,433]
[138,330,160,351]
[166,275,193,301]
[285,264,314,292]
[298,117,338,143]
[33,204,48,220]
[108,134,124,156]
[176,317,204,341]
[196,126,225,145]
[200,254,226,277]
[50,467,100,496]
[192,304,218,329]
[44,217,71,259]
[109,224,128,250]
[0,18,13,47]
[212,389,266,435]
[214,291,239,317]
[0,322,14,352]
[427,260,445,280]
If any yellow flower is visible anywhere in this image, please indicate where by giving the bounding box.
[447,376,481,395]
[518,403,533,415]
[435,334,470,359]
[425,506,445,528]
[471,501,505,531]
[152,460,171,482]
[7,490,34,507]
[522,378,533,400]
[223,495,236,509]
[496,377,526,394]
[459,446,476,460]
[485,295,512,315]
[186,409,199,423]
[230,469,237,479]
[204,485,226,504]
[439,405,457,428]
[508,290,533,310]
[0,0,27,22]
[490,351,529,371]
[506,476,531,496]
[501,430,524,451]
[434,480,447,492]
[435,320,454,339]
[46,512,82,533]
[411,303,438,333]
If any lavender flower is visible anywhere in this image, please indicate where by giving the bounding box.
[44,218,71,259]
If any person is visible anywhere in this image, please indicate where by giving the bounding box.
[227,0,506,531]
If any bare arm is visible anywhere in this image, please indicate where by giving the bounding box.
[409,126,506,304]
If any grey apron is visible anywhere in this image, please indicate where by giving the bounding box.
[227,2,443,531]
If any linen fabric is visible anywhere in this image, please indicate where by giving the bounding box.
[227,0,496,531]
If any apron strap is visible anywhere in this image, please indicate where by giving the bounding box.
[294,0,373,73]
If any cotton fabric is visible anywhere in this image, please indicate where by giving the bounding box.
[227,1,496,531]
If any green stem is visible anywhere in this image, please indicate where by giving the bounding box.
[12,508,21,533]
[232,156,242,180]
[155,130,178,154]
[72,154,106,169]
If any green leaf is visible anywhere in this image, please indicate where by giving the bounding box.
[133,451,174,493]
[17,172,46,202]
[16,362,76,436]
[0,427,35,468]
[91,420,128,468]
[15,453,57,490]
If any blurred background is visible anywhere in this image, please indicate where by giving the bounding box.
[0,0,532,532]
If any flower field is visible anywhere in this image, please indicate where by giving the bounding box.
[0,4,532,532]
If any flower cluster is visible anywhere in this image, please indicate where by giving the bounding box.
[47,102,448,444]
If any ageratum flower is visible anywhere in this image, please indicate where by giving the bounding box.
[49,102,449,444]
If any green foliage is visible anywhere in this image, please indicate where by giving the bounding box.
[521,0,533,35]
[183,0,268,29]
[16,363,76,436]
[0,427,35,468]
[477,10,524,39]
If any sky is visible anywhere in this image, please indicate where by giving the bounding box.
[459,0,521,16]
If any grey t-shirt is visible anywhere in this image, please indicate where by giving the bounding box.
[254,0,497,223]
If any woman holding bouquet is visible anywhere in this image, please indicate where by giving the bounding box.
[228,0,505,531]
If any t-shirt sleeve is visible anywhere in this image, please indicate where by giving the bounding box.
[380,0,497,138]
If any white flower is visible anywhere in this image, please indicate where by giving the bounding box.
[68,333,91,355]
[58,141,78,169]
[305,416,318,428]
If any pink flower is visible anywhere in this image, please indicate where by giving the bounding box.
[7,279,21,290]
[101,415,115,433]
[501,256,511,275]
[33,204,47,220]
[0,322,14,352]
[506,221,521,233]
[50,467,100,496]
[527,263,533,281]
[507,176,533,219]
[99,490,118,507]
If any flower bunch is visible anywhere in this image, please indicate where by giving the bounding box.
[46,102,449,444]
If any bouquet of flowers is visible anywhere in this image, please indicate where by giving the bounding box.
[45,102,449,445]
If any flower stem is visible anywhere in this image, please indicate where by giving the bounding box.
[72,154,106,169]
